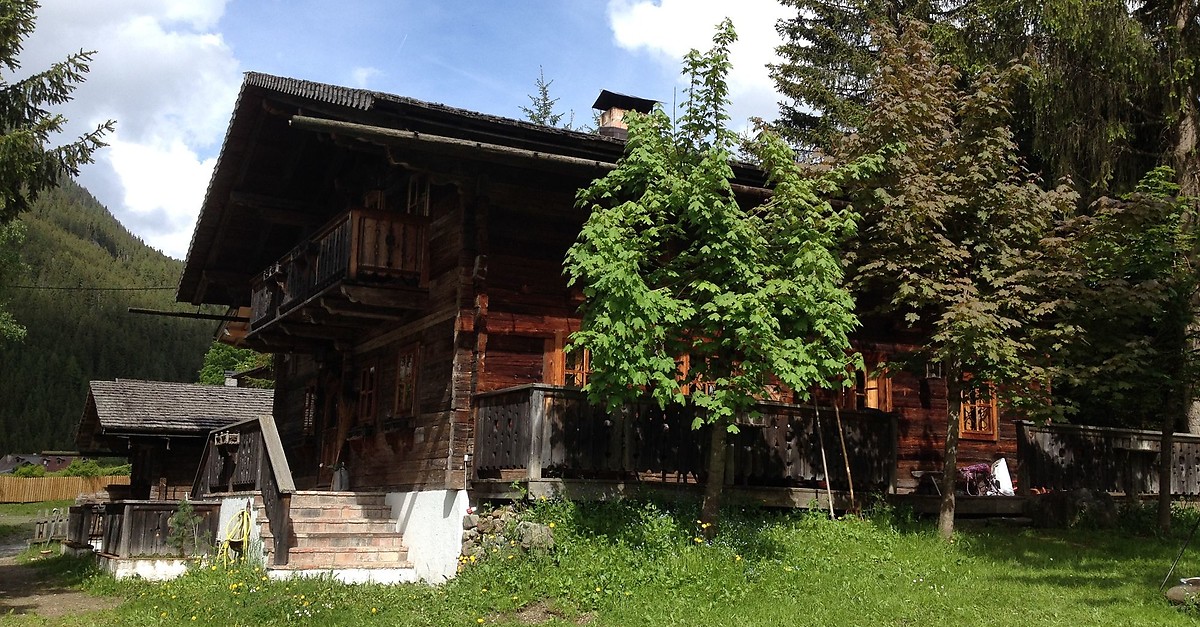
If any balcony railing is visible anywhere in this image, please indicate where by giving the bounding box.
[1017,420,1200,496]
[473,384,898,492]
[250,208,428,329]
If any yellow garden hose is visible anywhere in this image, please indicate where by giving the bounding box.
[216,508,252,566]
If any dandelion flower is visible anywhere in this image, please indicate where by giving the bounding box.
[548,522,555,528]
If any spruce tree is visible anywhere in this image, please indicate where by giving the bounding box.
[0,0,113,224]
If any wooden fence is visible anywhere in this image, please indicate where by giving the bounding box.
[1017,420,1200,496]
[0,475,131,503]
[474,384,897,492]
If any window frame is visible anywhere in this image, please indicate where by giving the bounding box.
[959,381,999,441]
[394,344,420,417]
[356,362,378,425]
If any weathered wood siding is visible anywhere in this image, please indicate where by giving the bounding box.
[272,180,469,491]
[886,368,1019,493]
[474,183,584,394]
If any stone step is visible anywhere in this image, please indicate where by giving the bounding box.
[286,519,397,535]
[288,531,406,550]
[287,503,393,521]
[288,491,388,508]
[285,545,409,568]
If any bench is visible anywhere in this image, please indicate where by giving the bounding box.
[910,470,944,495]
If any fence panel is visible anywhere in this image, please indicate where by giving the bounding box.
[0,475,131,503]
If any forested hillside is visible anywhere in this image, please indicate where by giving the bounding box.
[0,180,215,453]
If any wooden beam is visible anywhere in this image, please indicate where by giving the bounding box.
[339,284,428,310]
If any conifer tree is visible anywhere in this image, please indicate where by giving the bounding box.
[520,66,574,129]
[0,0,113,224]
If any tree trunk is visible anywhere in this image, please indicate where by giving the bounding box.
[700,419,728,539]
[1158,417,1175,534]
[938,376,962,541]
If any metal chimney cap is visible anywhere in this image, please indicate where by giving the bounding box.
[591,90,658,113]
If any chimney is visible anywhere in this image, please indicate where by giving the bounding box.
[592,90,658,140]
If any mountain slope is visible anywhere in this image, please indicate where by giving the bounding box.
[0,180,216,453]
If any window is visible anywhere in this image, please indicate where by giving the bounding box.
[960,382,998,441]
[852,368,892,412]
[544,333,591,387]
[394,345,419,416]
[357,363,377,424]
[302,382,319,436]
[406,173,430,216]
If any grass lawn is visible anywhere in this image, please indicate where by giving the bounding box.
[0,500,73,548]
[3,500,1198,626]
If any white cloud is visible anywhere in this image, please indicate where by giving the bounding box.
[18,0,241,259]
[350,66,382,89]
[606,0,789,127]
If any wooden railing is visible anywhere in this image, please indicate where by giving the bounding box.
[1017,420,1200,496]
[66,503,105,548]
[473,384,898,492]
[192,414,295,565]
[249,208,428,328]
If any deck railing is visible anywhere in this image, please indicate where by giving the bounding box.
[250,208,428,328]
[1017,420,1200,496]
[192,414,295,565]
[473,384,897,492]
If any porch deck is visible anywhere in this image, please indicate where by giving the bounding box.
[471,384,898,505]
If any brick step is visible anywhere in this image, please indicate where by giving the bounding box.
[287,504,393,521]
[288,491,389,508]
[284,519,398,535]
[284,545,410,568]
[288,531,406,550]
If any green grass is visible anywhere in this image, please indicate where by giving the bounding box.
[0,500,74,519]
[8,500,1200,626]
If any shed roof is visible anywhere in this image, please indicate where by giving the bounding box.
[76,379,274,453]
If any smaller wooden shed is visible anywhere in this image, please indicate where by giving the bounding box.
[75,379,274,499]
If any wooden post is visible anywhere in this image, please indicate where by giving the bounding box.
[528,388,545,482]
[117,503,132,558]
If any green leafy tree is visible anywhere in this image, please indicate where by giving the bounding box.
[0,0,113,224]
[520,66,574,130]
[843,20,1077,539]
[1051,167,1199,531]
[772,1,1198,200]
[566,20,873,533]
[198,341,272,387]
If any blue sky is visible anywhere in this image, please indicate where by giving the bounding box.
[23,1,790,259]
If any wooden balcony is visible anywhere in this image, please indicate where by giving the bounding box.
[473,384,898,503]
[248,208,428,344]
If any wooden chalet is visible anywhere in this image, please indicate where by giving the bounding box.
[171,73,1024,579]
[75,379,273,499]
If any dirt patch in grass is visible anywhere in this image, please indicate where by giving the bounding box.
[0,554,119,618]
[509,600,596,625]
[0,503,118,619]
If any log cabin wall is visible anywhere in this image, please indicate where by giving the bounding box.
[463,175,1024,494]
[885,367,1020,493]
[473,180,586,395]
[270,174,472,492]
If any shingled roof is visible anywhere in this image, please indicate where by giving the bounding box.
[76,379,274,452]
